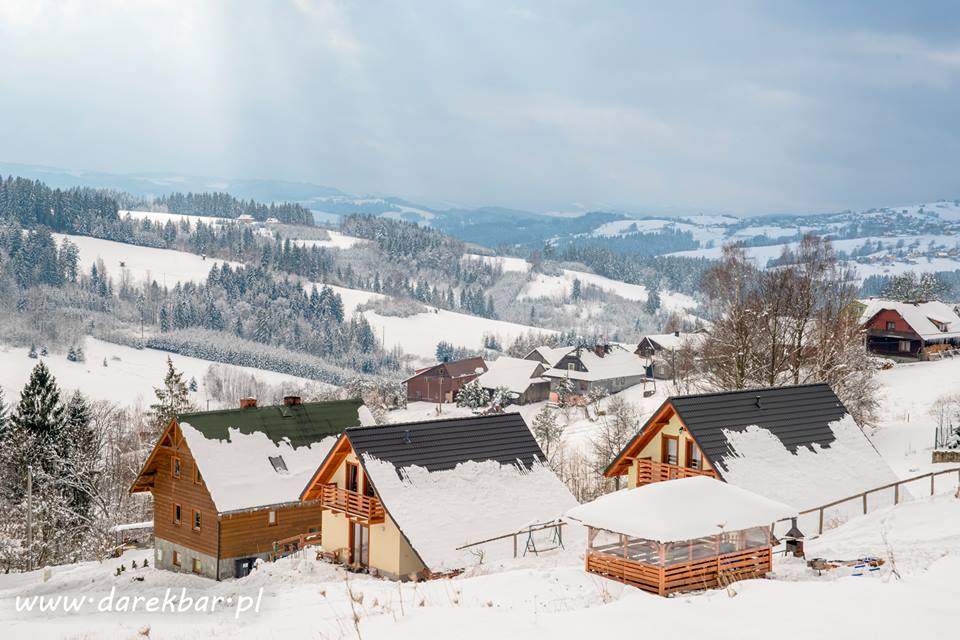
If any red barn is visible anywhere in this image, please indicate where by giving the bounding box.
[403,357,488,403]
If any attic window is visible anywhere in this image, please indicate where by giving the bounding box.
[268,455,289,473]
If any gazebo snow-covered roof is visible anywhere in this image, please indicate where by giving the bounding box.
[566,476,796,543]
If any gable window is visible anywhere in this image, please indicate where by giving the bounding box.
[193,510,201,531]
[685,440,702,470]
[662,435,679,465]
[172,550,180,567]
[567,363,576,371]
[172,456,181,479]
[194,466,202,484]
[885,320,896,331]
[268,510,277,526]
[173,504,182,526]
[345,461,360,493]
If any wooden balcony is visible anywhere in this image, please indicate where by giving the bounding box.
[634,458,717,486]
[319,484,385,524]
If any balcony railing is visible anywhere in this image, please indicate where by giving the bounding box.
[319,484,385,523]
[634,458,717,486]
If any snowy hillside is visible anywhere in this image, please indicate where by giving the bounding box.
[0,338,328,408]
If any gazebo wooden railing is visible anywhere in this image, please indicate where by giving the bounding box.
[584,526,772,596]
[634,458,717,486]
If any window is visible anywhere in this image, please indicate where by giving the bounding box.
[345,462,360,493]
[662,435,679,465]
[194,466,202,484]
[268,455,288,473]
[567,363,576,371]
[193,510,201,531]
[886,321,896,331]
[172,456,181,479]
[899,340,911,352]
[192,558,202,574]
[268,510,277,526]
[685,439,702,470]
[173,504,182,525]
[172,550,180,567]
[157,549,163,562]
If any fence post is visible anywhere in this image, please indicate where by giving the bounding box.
[931,473,935,496]
[818,508,824,535]
[513,533,518,558]
[862,493,868,514]
[894,483,899,505]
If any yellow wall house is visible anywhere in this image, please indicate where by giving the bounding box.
[604,384,901,519]
[301,414,577,580]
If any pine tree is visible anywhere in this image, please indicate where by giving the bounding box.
[149,357,192,430]
[10,361,65,454]
[571,278,582,301]
[531,405,563,457]
[159,306,170,332]
[455,379,490,409]
[61,391,98,537]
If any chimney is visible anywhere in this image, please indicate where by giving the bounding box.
[594,344,605,358]
[240,397,257,409]
[283,395,302,406]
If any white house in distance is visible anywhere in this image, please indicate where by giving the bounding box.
[526,344,649,400]
[477,356,551,405]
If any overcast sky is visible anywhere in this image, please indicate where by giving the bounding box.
[1,1,958,215]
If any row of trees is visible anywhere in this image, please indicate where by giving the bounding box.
[151,191,314,225]
[694,236,878,424]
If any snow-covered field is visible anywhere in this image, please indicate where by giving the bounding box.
[462,253,531,273]
[293,230,369,250]
[0,338,325,408]
[53,233,240,288]
[520,267,697,313]
[2,492,956,639]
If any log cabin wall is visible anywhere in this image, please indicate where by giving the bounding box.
[219,502,325,559]
[151,426,219,558]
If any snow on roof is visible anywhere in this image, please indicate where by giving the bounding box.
[526,346,574,367]
[478,357,547,394]
[362,456,578,572]
[565,476,796,542]
[640,332,706,352]
[542,345,647,382]
[716,414,901,512]
[109,521,153,533]
[179,421,338,513]
[860,298,960,340]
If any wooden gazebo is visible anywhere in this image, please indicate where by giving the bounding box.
[566,476,796,596]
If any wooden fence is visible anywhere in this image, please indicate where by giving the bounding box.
[796,466,960,535]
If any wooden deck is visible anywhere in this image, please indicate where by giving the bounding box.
[586,547,772,596]
[319,484,385,524]
[634,458,717,486]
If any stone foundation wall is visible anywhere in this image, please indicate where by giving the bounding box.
[154,537,219,580]
[932,449,960,463]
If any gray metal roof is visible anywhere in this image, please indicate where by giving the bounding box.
[671,383,848,473]
[345,413,545,474]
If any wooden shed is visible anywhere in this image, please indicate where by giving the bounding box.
[566,476,795,596]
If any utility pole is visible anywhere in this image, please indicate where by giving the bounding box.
[26,466,33,572]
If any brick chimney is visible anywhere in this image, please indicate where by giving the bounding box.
[240,397,257,409]
[283,395,302,406]
[593,344,605,358]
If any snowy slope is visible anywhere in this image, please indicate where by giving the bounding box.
[1,494,957,639]
[520,268,697,313]
[0,338,326,408]
[120,209,233,227]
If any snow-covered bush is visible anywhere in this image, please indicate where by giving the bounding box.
[455,380,491,410]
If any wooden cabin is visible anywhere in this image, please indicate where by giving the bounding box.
[130,397,371,580]
[604,384,900,521]
[403,357,488,403]
[301,413,576,580]
[566,476,796,596]
[859,298,960,359]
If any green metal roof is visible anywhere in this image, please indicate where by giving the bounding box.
[177,399,364,448]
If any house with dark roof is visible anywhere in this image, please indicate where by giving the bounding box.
[540,344,648,400]
[300,413,576,580]
[130,397,371,580]
[634,330,706,380]
[403,356,488,404]
[604,384,899,516]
